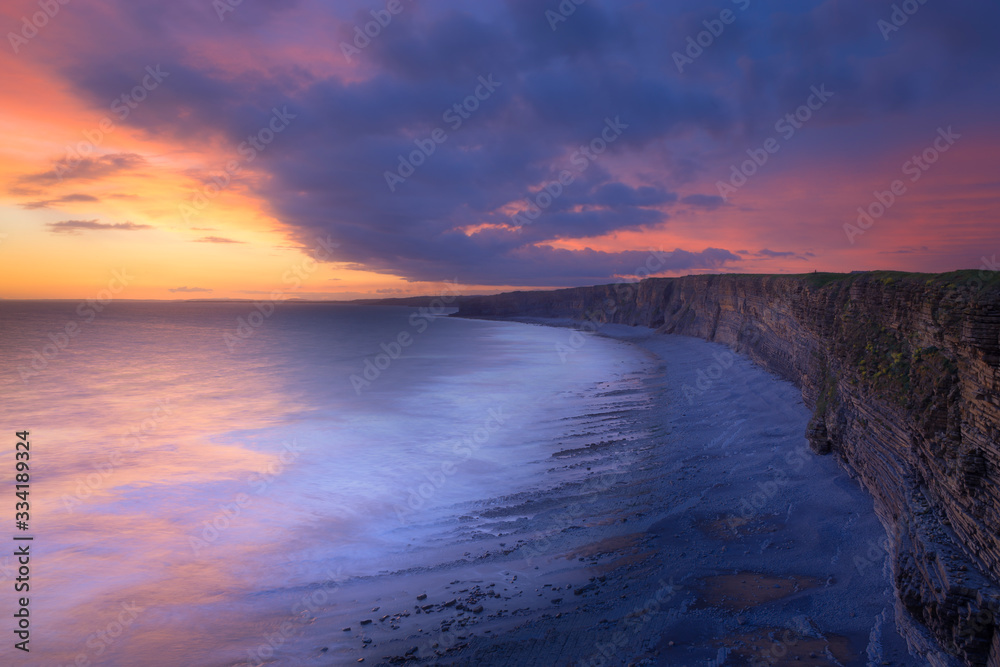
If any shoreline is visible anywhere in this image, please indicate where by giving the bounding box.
[296,320,914,666]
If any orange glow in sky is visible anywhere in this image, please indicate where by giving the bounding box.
[1,0,997,299]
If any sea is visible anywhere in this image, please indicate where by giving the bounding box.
[0,301,653,666]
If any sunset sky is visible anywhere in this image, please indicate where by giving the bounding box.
[1,0,997,300]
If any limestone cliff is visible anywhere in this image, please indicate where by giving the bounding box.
[455,271,1000,666]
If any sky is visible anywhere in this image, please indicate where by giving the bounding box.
[1,0,997,300]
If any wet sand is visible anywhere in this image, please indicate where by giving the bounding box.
[279,324,914,666]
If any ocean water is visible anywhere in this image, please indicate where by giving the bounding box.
[0,301,651,666]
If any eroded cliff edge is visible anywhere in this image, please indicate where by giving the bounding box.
[455,271,1000,666]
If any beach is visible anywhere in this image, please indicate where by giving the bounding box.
[285,322,914,666]
[0,303,920,666]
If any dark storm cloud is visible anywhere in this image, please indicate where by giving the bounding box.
[39,0,1000,284]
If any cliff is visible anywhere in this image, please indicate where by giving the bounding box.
[455,271,1000,666]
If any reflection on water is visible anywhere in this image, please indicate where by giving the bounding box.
[0,302,649,665]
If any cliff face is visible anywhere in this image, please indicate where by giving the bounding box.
[456,271,1000,666]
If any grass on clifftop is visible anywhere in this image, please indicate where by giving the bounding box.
[645,270,1000,293]
[799,273,853,289]
[795,270,1000,293]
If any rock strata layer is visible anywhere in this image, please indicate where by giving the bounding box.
[455,271,1000,666]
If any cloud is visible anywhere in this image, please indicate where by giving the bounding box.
[21,193,99,210]
[194,236,244,244]
[168,286,213,293]
[34,0,1000,283]
[348,245,740,287]
[681,194,725,210]
[20,154,146,186]
[46,220,153,234]
[754,248,815,262]
[879,246,931,255]
[756,248,798,259]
